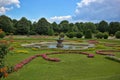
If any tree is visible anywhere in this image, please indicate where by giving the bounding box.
[69,23,79,32]
[66,32,75,38]
[103,32,109,39]
[85,29,92,39]
[76,32,83,38]
[115,31,120,39]
[59,20,69,33]
[75,22,84,32]
[0,15,13,33]
[95,32,103,39]
[15,17,31,35]
[108,22,120,35]
[97,20,108,32]
[52,22,59,33]
[35,18,51,35]
[83,22,96,33]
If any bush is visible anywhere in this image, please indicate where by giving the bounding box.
[59,33,65,38]
[54,32,59,36]
[85,29,92,39]
[103,32,109,39]
[66,32,75,38]
[76,32,83,38]
[95,32,103,39]
[115,31,120,39]
[0,29,6,38]
[29,31,37,35]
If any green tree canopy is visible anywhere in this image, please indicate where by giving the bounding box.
[15,17,31,35]
[59,20,70,33]
[108,22,120,35]
[36,18,51,35]
[97,20,108,32]
[0,15,13,33]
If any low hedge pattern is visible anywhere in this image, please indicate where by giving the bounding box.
[14,51,94,72]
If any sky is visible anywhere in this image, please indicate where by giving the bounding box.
[0,0,120,23]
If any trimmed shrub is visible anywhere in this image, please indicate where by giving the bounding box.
[103,32,109,39]
[115,31,120,39]
[59,33,65,38]
[85,29,92,39]
[95,32,103,39]
[76,32,83,38]
[66,32,75,38]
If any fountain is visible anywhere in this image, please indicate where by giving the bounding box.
[21,34,95,50]
[56,38,64,48]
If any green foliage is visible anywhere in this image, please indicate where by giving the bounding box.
[52,22,59,33]
[66,32,75,38]
[59,33,65,38]
[1,15,120,36]
[0,40,9,66]
[59,20,70,33]
[115,31,120,39]
[97,20,108,32]
[85,29,92,39]
[75,22,84,32]
[95,32,103,39]
[36,18,51,35]
[0,15,14,33]
[69,23,79,32]
[15,17,31,35]
[0,29,6,38]
[48,29,54,36]
[103,32,109,39]
[109,22,120,35]
[83,22,96,33]
[76,32,83,38]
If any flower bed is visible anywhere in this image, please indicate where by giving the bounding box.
[87,40,99,44]
[96,50,120,56]
[13,51,94,72]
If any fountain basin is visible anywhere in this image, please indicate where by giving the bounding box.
[21,42,95,50]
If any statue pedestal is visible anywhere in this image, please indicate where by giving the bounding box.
[56,40,63,48]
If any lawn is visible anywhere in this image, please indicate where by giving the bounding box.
[3,36,120,80]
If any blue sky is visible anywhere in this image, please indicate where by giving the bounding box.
[0,0,120,23]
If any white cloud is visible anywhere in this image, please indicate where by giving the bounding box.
[49,15,72,23]
[0,0,20,14]
[74,0,120,21]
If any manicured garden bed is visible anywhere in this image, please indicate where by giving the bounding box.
[2,36,120,80]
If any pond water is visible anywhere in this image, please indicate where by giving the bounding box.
[22,42,94,50]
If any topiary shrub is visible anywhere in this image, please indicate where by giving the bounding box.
[115,31,120,39]
[66,32,75,38]
[76,32,83,38]
[59,33,65,38]
[103,32,109,39]
[95,32,103,39]
[85,29,92,39]
[0,29,6,38]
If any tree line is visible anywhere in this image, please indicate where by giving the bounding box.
[0,15,120,38]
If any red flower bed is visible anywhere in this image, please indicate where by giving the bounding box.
[88,40,99,44]
[14,51,94,72]
[96,50,120,56]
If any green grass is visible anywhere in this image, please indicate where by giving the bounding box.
[3,36,120,80]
